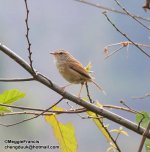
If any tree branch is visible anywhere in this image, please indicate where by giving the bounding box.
[0,43,150,138]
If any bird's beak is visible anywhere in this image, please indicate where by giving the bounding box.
[50,52,55,55]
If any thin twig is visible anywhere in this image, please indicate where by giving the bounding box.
[0,77,34,82]
[81,115,103,119]
[132,93,150,99]
[114,0,150,30]
[103,12,150,58]
[0,103,86,114]
[115,132,121,142]
[105,41,150,49]
[103,105,137,114]
[65,100,85,118]
[0,103,46,111]
[104,41,150,59]
[0,111,53,116]
[85,82,93,103]
[120,100,145,130]
[105,46,124,59]
[138,122,150,152]
[0,97,64,127]
[0,108,87,116]
[24,0,35,73]
[74,0,150,22]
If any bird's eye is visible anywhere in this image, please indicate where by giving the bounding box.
[59,52,63,55]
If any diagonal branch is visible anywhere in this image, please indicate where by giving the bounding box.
[0,43,150,138]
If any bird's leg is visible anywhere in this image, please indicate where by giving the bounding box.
[61,83,73,91]
[77,83,84,98]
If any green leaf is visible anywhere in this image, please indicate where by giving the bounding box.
[45,106,78,152]
[145,139,150,152]
[86,101,117,151]
[136,112,150,152]
[110,127,128,136]
[0,89,25,104]
[85,62,92,73]
[0,106,12,113]
[136,112,150,128]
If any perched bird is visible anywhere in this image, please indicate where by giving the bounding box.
[50,50,106,97]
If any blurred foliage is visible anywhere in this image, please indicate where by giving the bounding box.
[136,112,150,152]
[0,89,25,112]
[45,106,78,152]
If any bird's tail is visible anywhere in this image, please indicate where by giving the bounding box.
[91,80,106,95]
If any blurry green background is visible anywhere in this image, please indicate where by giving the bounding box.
[0,0,150,151]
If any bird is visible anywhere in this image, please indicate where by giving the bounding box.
[50,49,106,97]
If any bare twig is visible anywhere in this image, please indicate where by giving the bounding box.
[132,93,150,99]
[0,77,34,82]
[74,0,150,22]
[105,46,124,59]
[0,97,64,127]
[0,43,150,138]
[105,41,150,50]
[0,111,53,116]
[103,105,137,114]
[0,109,87,117]
[120,100,145,130]
[114,0,150,30]
[104,41,150,59]
[103,12,150,58]
[85,82,93,103]
[138,122,150,152]
[0,103,86,114]
[24,0,34,73]
[0,103,46,111]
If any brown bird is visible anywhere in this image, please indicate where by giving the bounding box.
[50,50,106,97]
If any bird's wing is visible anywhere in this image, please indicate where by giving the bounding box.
[69,62,91,79]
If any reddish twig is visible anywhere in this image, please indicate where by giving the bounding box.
[104,41,150,59]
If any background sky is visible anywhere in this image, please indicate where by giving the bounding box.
[0,0,150,152]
